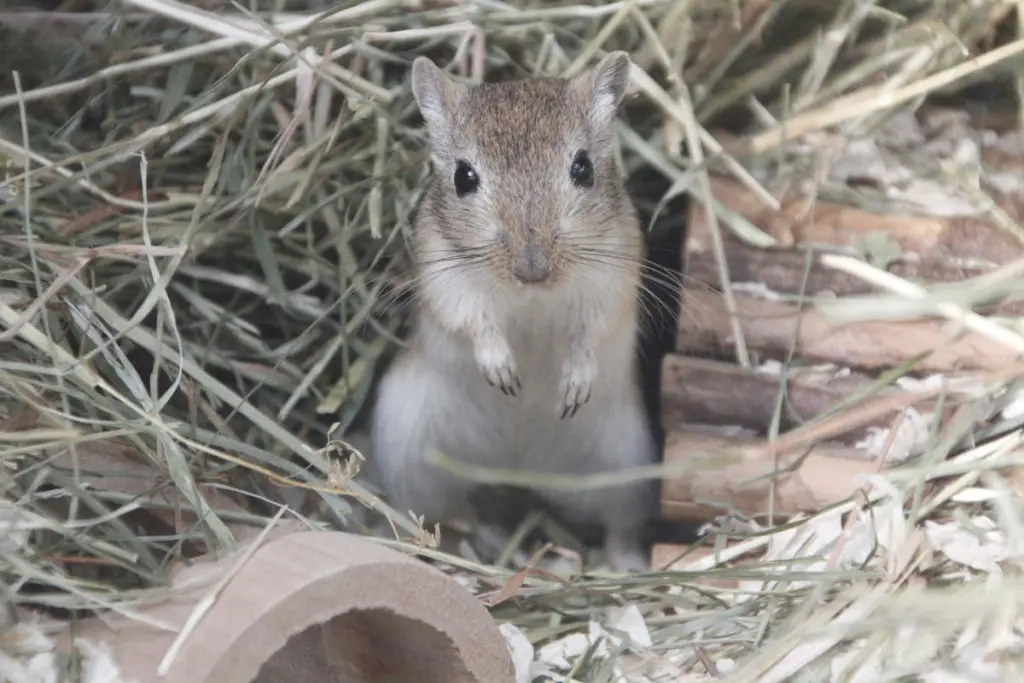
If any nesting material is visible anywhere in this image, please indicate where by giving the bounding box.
[7,1,1024,681]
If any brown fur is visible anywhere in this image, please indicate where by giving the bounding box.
[369,52,659,572]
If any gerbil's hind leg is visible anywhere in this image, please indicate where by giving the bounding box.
[542,397,659,572]
[605,526,649,573]
[600,416,659,572]
[369,356,477,527]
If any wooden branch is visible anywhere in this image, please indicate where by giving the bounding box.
[690,177,1024,271]
[675,177,1024,371]
[660,354,904,441]
[659,429,882,523]
[684,175,1024,306]
[677,287,1022,373]
[685,231,1024,306]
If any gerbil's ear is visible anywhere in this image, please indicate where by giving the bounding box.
[573,51,632,132]
[411,57,466,147]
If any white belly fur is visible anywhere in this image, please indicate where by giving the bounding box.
[368,284,659,532]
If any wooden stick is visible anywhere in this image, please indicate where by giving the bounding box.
[677,287,1022,373]
[660,354,904,441]
[686,176,1024,300]
[659,429,882,523]
[677,177,1024,371]
[695,177,1022,261]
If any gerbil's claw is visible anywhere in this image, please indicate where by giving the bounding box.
[557,351,596,419]
[485,369,520,396]
[475,333,520,397]
[497,365,521,396]
[559,389,584,419]
[559,388,588,419]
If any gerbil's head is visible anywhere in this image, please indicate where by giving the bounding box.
[410,52,639,289]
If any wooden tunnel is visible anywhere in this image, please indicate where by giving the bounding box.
[51,527,516,683]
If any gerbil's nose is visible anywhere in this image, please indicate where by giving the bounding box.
[512,243,551,284]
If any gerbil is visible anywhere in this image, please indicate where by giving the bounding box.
[369,51,658,572]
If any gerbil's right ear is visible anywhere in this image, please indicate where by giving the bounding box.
[411,57,466,149]
[572,51,633,134]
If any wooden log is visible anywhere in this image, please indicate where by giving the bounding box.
[660,354,905,441]
[675,288,1019,374]
[677,288,1022,373]
[659,429,882,523]
[685,227,1024,305]
[689,177,1024,271]
[679,177,1024,371]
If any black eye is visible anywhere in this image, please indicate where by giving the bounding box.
[453,160,480,197]
[569,150,594,188]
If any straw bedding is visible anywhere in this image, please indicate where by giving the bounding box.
[4,1,1024,681]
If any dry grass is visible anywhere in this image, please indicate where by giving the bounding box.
[4,0,1024,681]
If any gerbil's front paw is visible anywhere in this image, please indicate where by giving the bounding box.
[558,348,596,419]
[475,336,521,396]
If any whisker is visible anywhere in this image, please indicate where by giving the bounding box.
[415,255,491,271]
[566,250,683,294]
[414,249,493,268]
[565,244,713,292]
[562,247,717,334]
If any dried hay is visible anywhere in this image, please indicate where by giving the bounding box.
[2,0,1024,681]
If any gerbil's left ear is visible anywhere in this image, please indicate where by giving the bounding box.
[573,51,632,131]
[410,56,466,153]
